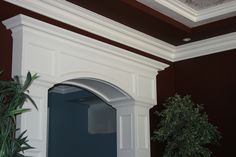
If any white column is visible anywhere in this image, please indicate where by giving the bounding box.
[17,81,52,157]
[114,102,152,157]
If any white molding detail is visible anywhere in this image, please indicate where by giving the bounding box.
[49,85,82,94]
[157,0,236,21]
[4,0,175,61]
[175,32,236,61]
[138,0,236,27]
[3,0,236,63]
[2,14,168,71]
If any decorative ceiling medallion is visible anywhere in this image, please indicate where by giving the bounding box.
[179,0,233,10]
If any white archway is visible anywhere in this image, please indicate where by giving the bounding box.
[3,14,169,157]
[63,78,134,107]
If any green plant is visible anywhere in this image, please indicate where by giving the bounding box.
[152,94,221,157]
[0,71,38,157]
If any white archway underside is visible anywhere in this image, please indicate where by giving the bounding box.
[3,14,168,157]
[64,78,134,107]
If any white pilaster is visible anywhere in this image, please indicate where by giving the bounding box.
[114,102,152,157]
[18,81,52,157]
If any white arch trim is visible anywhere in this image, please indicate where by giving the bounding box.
[63,78,134,107]
[3,14,169,157]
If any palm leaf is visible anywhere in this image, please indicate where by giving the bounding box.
[0,71,38,157]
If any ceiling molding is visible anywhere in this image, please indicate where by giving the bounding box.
[4,0,176,61]
[175,32,236,61]
[160,0,236,21]
[3,0,236,62]
[137,0,236,27]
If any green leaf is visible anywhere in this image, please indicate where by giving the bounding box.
[0,70,38,157]
[151,94,221,157]
[9,108,31,116]
[25,94,38,110]
[19,72,39,92]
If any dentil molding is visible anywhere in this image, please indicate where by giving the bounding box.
[4,0,236,62]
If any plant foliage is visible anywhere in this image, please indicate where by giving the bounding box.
[152,94,221,157]
[0,71,38,157]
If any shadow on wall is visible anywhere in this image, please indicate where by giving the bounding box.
[48,86,117,157]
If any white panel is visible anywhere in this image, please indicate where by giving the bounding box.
[120,114,133,149]
[21,96,43,140]
[88,102,116,134]
[138,75,155,100]
[19,82,49,157]
[25,43,55,76]
[24,151,42,157]
[58,52,137,95]
[137,115,148,149]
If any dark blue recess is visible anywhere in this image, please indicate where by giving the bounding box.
[48,89,117,157]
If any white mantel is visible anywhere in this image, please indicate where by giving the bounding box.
[3,14,168,157]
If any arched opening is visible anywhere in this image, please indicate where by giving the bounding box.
[47,78,133,157]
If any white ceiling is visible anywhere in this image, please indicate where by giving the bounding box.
[137,0,236,27]
[179,0,233,10]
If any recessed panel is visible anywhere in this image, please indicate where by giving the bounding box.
[59,52,136,96]
[137,115,148,149]
[138,75,155,100]
[22,96,43,141]
[120,114,133,149]
[26,43,55,76]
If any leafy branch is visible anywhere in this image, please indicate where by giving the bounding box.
[152,94,221,157]
[0,71,38,157]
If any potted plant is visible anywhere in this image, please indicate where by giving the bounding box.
[152,94,221,157]
[0,71,38,157]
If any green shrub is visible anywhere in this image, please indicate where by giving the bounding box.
[152,94,221,157]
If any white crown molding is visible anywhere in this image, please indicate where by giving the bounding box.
[175,32,236,61]
[155,0,198,21]
[4,0,175,61]
[155,0,236,22]
[3,0,236,62]
[2,14,169,71]
[138,0,236,27]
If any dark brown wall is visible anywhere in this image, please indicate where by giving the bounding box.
[150,64,176,157]
[0,20,12,80]
[174,50,236,157]
[1,2,236,157]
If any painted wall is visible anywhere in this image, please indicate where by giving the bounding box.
[48,91,116,157]
[151,50,236,157]
[1,1,236,157]
[0,18,12,80]
[150,63,175,157]
[174,49,236,157]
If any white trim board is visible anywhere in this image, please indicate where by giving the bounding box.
[3,0,236,62]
